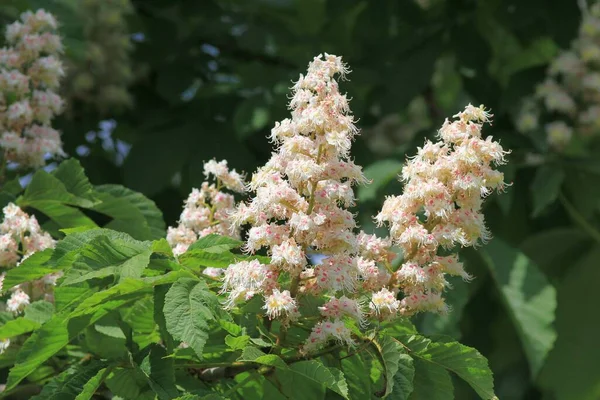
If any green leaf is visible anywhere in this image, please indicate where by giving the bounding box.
[225,335,250,351]
[105,368,148,399]
[92,184,166,240]
[219,320,243,336]
[75,366,112,400]
[531,165,564,217]
[4,273,188,390]
[372,336,414,399]
[24,301,55,324]
[409,358,453,400]
[122,296,160,349]
[187,234,243,253]
[140,344,180,399]
[3,248,54,289]
[341,354,372,400]
[163,278,220,359]
[539,246,600,400]
[61,234,151,285]
[29,360,107,400]
[17,170,97,229]
[178,250,236,269]
[403,335,496,399]
[84,325,127,359]
[358,159,404,202]
[49,229,144,270]
[0,317,41,340]
[481,239,557,376]
[52,159,97,204]
[285,360,349,399]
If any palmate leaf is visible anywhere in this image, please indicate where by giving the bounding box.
[481,239,557,376]
[402,335,496,400]
[5,272,191,390]
[163,278,221,359]
[372,336,414,399]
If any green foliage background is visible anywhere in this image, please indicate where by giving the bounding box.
[0,0,598,399]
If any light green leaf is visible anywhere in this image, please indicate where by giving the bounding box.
[219,320,243,336]
[531,165,564,217]
[187,234,242,253]
[225,335,250,351]
[178,250,236,269]
[0,318,41,340]
[75,366,112,400]
[163,278,220,359]
[3,248,55,289]
[481,239,557,376]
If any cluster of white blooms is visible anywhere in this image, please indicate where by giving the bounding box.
[224,54,399,352]
[167,160,245,256]
[516,3,600,149]
[0,203,59,353]
[221,55,509,353]
[376,104,508,315]
[0,9,65,168]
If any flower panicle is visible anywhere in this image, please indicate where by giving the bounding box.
[0,9,65,168]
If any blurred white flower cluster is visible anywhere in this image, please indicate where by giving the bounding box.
[517,3,600,149]
[167,160,246,256]
[219,54,509,353]
[0,203,60,353]
[0,9,65,168]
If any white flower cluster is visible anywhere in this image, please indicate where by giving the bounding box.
[224,54,398,352]
[376,104,508,315]
[0,203,59,353]
[0,9,65,168]
[516,3,600,149]
[167,160,245,256]
[221,55,509,353]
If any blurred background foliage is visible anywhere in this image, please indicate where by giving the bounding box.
[1,0,599,399]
